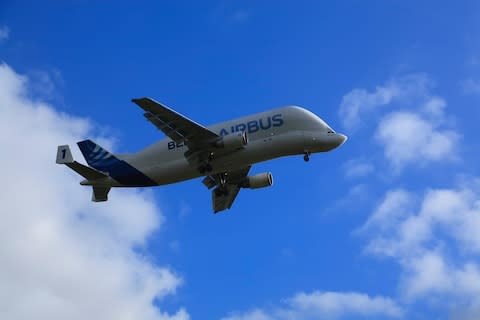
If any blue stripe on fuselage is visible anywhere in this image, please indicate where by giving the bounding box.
[77,140,157,186]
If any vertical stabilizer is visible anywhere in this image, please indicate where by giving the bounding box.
[76,139,157,186]
[77,139,118,172]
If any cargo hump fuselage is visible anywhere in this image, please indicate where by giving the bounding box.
[111,105,346,187]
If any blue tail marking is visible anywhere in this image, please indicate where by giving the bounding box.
[77,140,156,186]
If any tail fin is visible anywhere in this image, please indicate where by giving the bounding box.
[77,139,118,172]
[76,139,157,187]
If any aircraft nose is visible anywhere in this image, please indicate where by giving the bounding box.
[304,131,348,152]
[337,133,348,146]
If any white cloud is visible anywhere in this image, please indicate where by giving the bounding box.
[399,251,480,301]
[339,73,432,130]
[343,159,374,179]
[0,25,9,42]
[222,291,402,320]
[222,309,272,320]
[339,74,461,171]
[462,78,480,94]
[339,85,398,131]
[26,68,65,101]
[359,181,480,314]
[0,63,189,320]
[322,184,370,216]
[375,111,459,171]
[359,189,414,238]
[340,73,460,171]
[421,96,446,117]
[285,291,402,318]
[362,184,480,258]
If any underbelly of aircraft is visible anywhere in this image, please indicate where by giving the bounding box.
[140,134,306,186]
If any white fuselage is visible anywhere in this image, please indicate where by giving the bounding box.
[105,105,346,187]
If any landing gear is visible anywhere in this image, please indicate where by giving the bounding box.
[198,153,215,174]
[303,152,310,162]
[212,172,229,197]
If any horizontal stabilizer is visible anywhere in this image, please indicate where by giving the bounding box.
[56,144,107,181]
[65,162,107,180]
[92,186,110,202]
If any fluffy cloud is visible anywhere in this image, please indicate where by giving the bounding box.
[343,159,374,179]
[358,189,414,238]
[359,181,480,315]
[222,309,272,320]
[462,78,480,94]
[375,111,459,171]
[400,251,480,301]
[0,25,9,42]
[421,96,446,117]
[0,63,189,320]
[362,185,480,258]
[339,73,459,171]
[221,291,402,320]
[338,73,432,130]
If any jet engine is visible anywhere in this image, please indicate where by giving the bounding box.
[240,173,273,189]
[215,131,248,150]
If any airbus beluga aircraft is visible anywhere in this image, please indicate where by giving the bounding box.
[56,98,347,213]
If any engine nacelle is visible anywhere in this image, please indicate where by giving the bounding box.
[240,173,273,189]
[215,131,248,150]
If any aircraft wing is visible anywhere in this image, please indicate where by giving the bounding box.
[131,97,219,146]
[204,166,251,213]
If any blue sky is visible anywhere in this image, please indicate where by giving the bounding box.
[1,1,480,319]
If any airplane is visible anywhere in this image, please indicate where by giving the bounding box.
[56,98,347,213]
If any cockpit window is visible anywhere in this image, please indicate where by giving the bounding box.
[327,130,335,134]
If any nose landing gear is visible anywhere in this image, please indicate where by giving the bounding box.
[303,152,310,162]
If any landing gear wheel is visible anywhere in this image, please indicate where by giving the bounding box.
[303,154,310,162]
[198,166,206,174]
[205,163,213,172]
